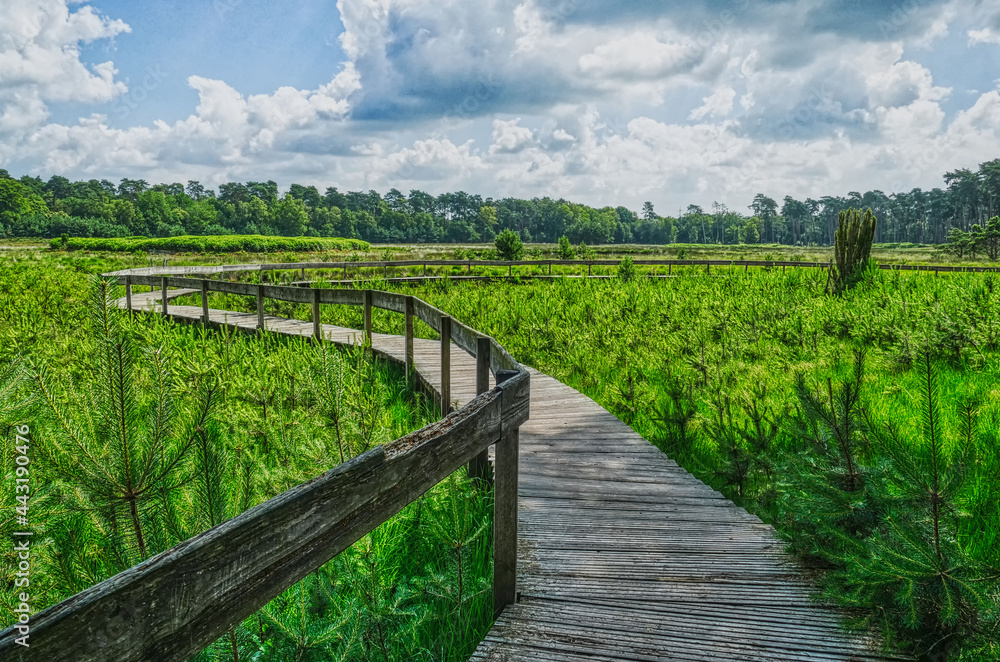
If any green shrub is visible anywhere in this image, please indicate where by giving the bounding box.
[830,208,877,293]
[557,235,575,260]
[618,255,636,281]
[60,234,369,254]
[494,229,524,261]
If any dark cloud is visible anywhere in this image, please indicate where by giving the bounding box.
[531,0,792,29]
[803,0,952,41]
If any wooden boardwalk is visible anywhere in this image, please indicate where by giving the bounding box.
[125,288,904,662]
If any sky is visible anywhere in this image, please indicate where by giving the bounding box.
[1,0,1000,214]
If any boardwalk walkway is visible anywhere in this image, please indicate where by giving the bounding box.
[125,288,903,662]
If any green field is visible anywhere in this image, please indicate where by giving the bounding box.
[4,244,1000,660]
[0,250,493,662]
[182,246,1000,660]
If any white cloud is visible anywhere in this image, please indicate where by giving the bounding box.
[3,0,1000,217]
[578,33,692,80]
[0,0,130,132]
[490,118,533,154]
[968,27,1000,44]
[690,86,736,120]
[379,138,485,182]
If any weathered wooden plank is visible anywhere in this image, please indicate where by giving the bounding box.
[0,390,504,662]
[371,289,407,314]
[440,315,451,416]
[468,336,491,484]
[493,369,520,617]
[405,295,414,383]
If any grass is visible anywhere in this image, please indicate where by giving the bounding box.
[366,269,999,659]
[0,250,493,662]
[6,244,1000,659]
[55,234,370,254]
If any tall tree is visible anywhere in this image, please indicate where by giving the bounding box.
[750,194,778,243]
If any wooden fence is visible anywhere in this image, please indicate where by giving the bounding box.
[106,257,1000,284]
[0,276,529,662]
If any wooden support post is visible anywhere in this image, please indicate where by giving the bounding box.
[706,263,710,275]
[405,296,415,383]
[588,262,592,276]
[343,264,347,280]
[440,315,451,417]
[364,290,373,345]
[256,284,264,330]
[783,265,786,273]
[668,263,672,275]
[494,369,520,616]
[384,264,387,279]
[161,277,168,317]
[125,276,132,315]
[312,288,321,340]
[201,280,209,327]
[745,263,748,273]
[468,261,471,274]
[468,337,492,484]
[548,261,551,276]
[301,267,305,281]
[423,262,427,277]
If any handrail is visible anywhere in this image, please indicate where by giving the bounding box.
[0,269,529,662]
[104,257,1000,281]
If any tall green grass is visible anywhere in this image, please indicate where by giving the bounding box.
[0,253,492,661]
[56,234,369,254]
[370,270,1000,659]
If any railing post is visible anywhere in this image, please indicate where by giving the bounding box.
[548,261,551,276]
[161,277,168,317]
[588,262,592,276]
[364,290,373,345]
[343,264,347,280]
[494,368,520,616]
[124,275,132,316]
[312,288,321,339]
[405,296,414,383]
[201,280,209,327]
[256,284,264,330]
[468,337,491,484]
[706,262,710,275]
[440,315,451,416]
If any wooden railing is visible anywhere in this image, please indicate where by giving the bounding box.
[106,257,1000,284]
[0,273,529,662]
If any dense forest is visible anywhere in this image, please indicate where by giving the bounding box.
[1,159,999,246]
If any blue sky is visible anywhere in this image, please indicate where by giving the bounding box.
[2,0,1000,213]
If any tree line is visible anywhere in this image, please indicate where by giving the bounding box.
[1,158,998,246]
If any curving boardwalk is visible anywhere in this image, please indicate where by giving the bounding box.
[125,287,905,662]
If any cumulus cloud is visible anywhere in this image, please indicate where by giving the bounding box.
[3,0,1000,216]
[490,118,533,154]
[0,0,129,132]
[967,0,1000,44]
[690,86,736,120]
